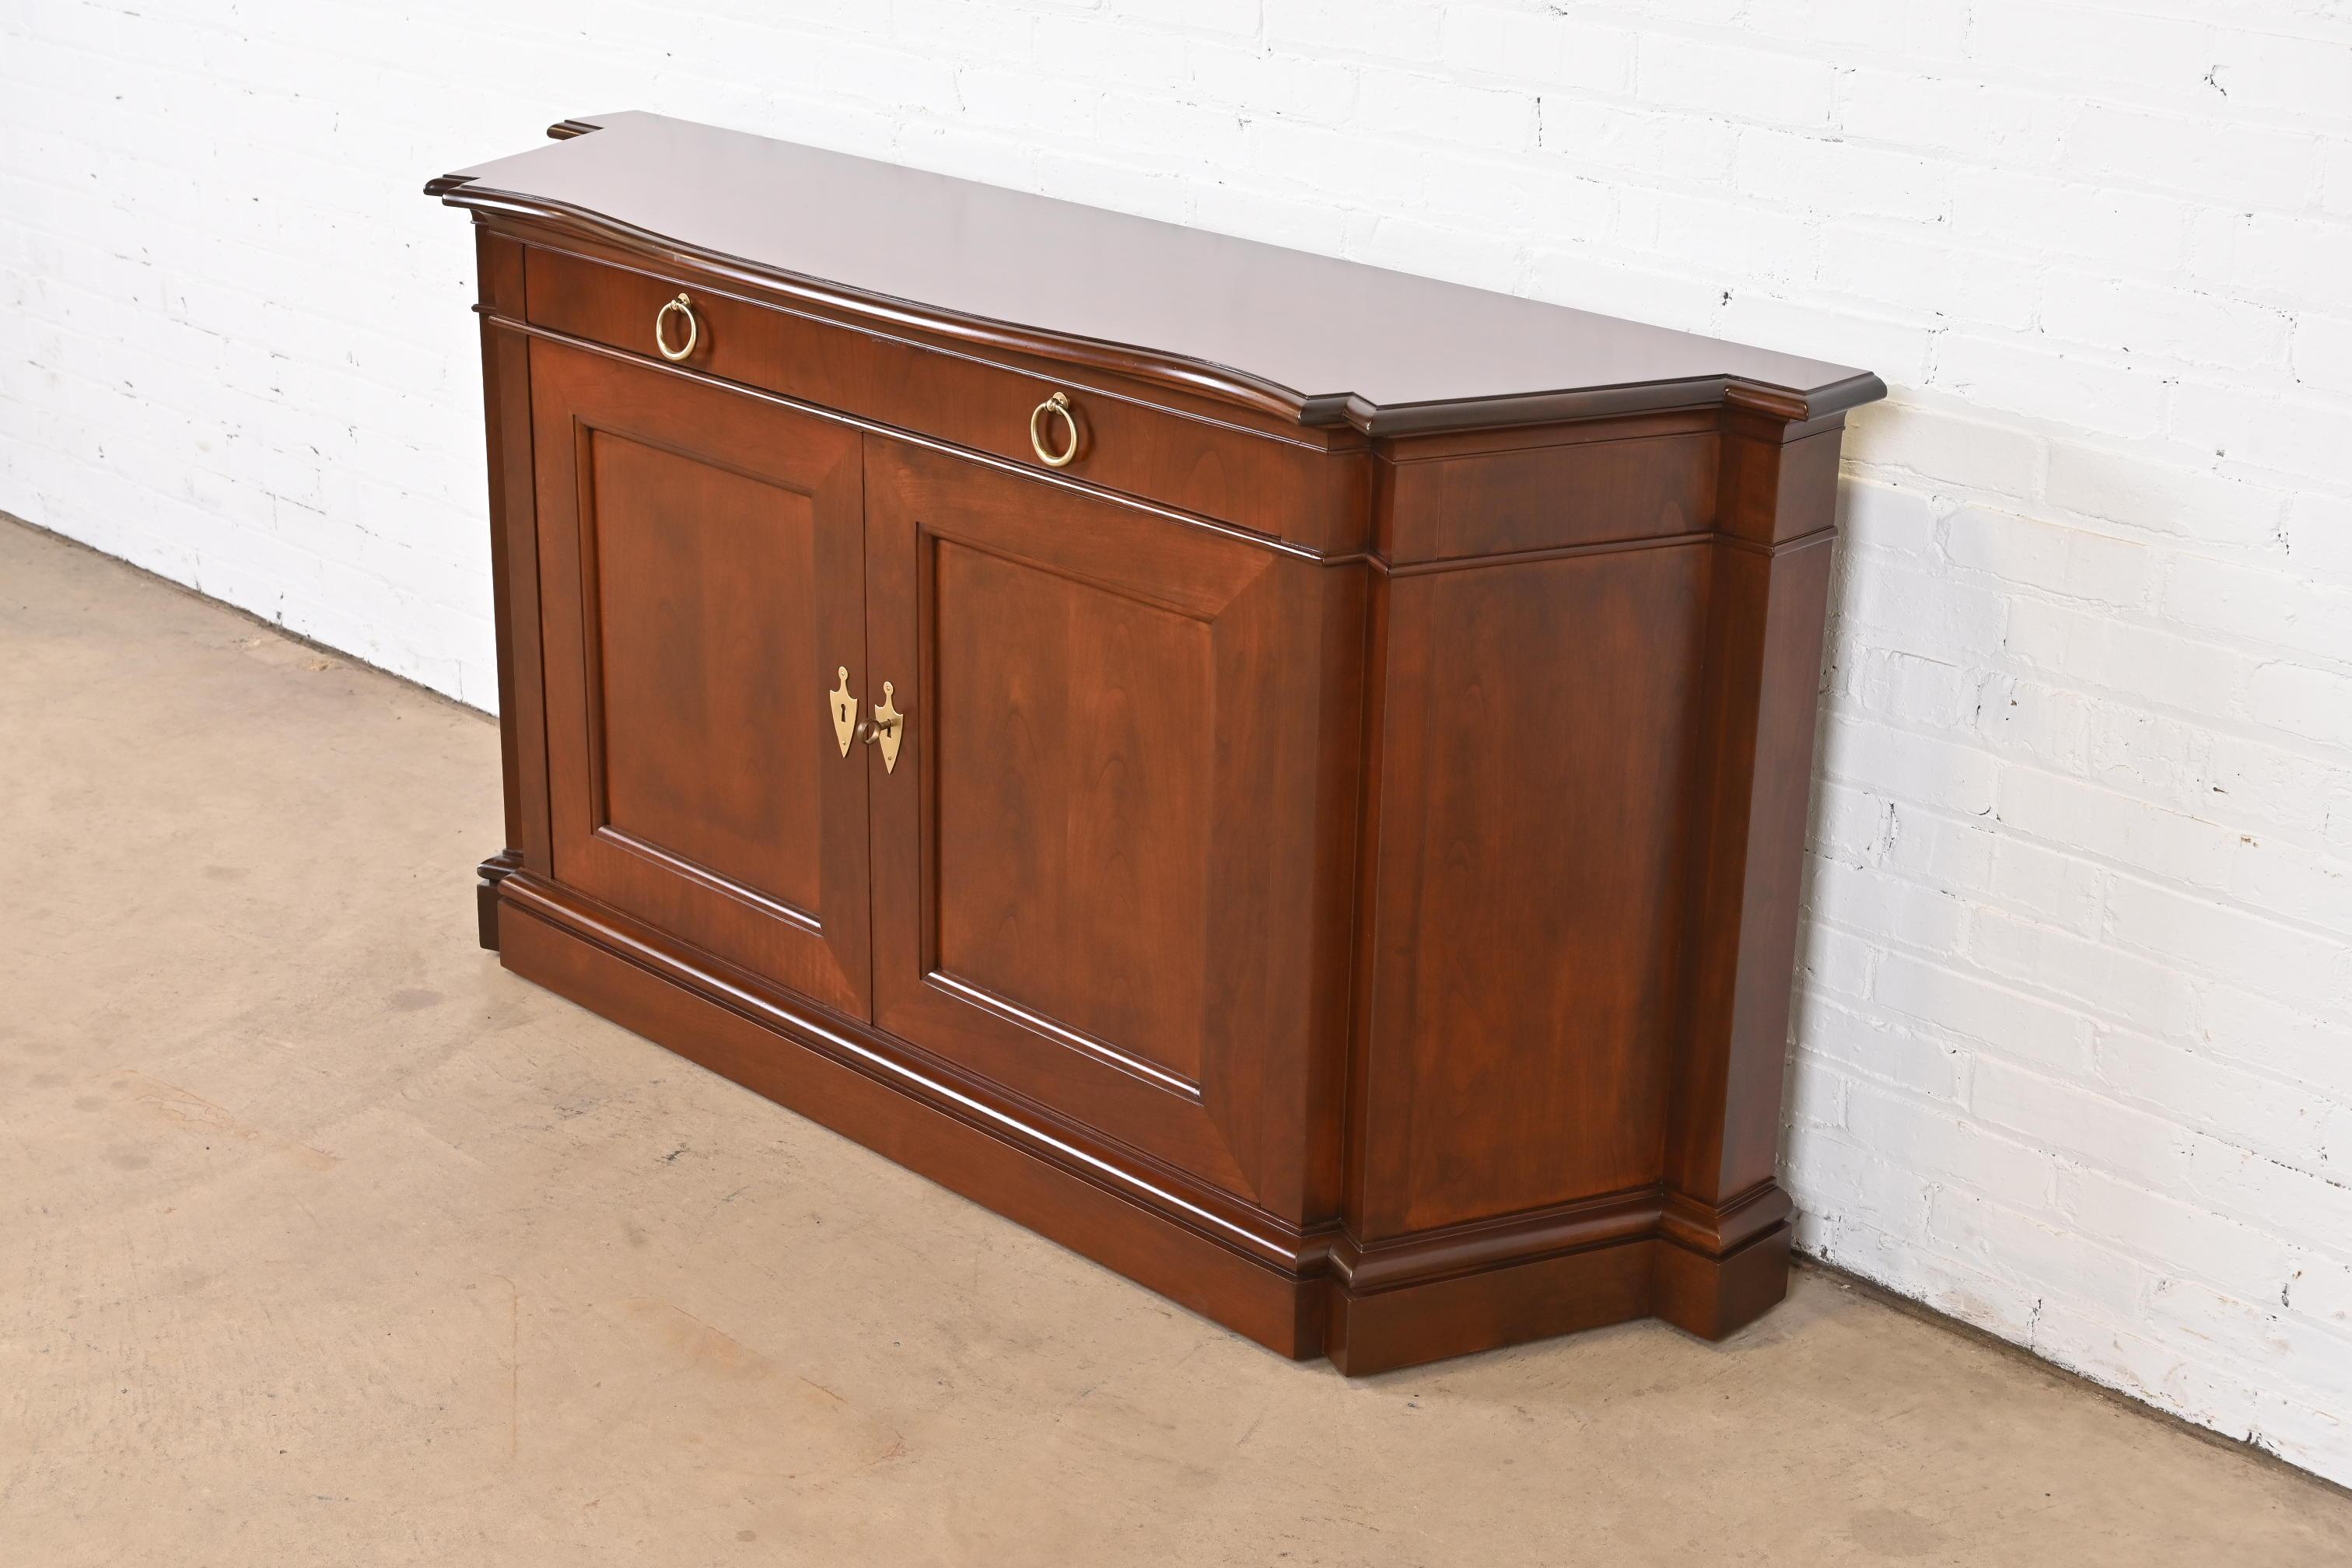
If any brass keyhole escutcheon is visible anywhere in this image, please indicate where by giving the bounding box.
[828,666,857,757]
[870,681,905,774]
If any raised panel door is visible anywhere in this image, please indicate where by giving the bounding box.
[863,439,1360,1218]
[530,340,873,1013]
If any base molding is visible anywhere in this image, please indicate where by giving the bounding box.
[475,849,524,950]
[1324,1220,1792,1375]
[492,869,1793,1373]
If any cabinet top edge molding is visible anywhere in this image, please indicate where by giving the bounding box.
[428,110,1885,437]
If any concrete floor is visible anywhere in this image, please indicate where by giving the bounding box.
[2,514,2347,1566]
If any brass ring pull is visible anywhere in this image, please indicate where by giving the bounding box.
[1029,391,1080,468]
[654,292,698,362]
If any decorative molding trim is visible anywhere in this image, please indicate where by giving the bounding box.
[492,858,1799,1349]
[478,310,1346,566]
[427,120,1887,439]
[1661,1178,1794,1257]
[499,868,1320,1268]
[474,847,524,950]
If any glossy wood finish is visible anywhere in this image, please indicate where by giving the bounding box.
[432,112,1881,433]
[495,874,1325,1357]
[1666,417,1846,1223]
[433,113,1884,1375]
[1350,541,1710,1238]
[523,243,1366,551]
[471,229,546,940]
[529,340,873,1014]
[1376,415,1720,564]
[864,440,1359,1216]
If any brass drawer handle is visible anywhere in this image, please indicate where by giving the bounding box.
[1029,390,1080,467]
[654,292,698,362]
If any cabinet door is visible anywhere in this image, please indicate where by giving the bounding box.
[863,440,1357,1216]
[530,339,872,1014]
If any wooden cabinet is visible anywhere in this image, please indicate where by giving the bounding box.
[432,112,1885,1373]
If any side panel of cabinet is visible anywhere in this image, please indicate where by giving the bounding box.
[528,339,874,1014]
[863,439,1360,1220]
[1349,542,1711,1240]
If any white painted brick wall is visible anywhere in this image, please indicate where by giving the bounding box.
[3,0,2347,1483]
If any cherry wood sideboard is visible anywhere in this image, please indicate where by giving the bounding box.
[428,112,1884,1373]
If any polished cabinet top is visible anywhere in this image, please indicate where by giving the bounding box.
[430,111,1882,435]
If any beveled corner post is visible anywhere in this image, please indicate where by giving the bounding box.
[1657,405,1846,1335]
[1330,397,1848,1370]
[470,226,544,950]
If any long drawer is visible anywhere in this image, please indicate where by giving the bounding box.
[520,243,1361,551]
